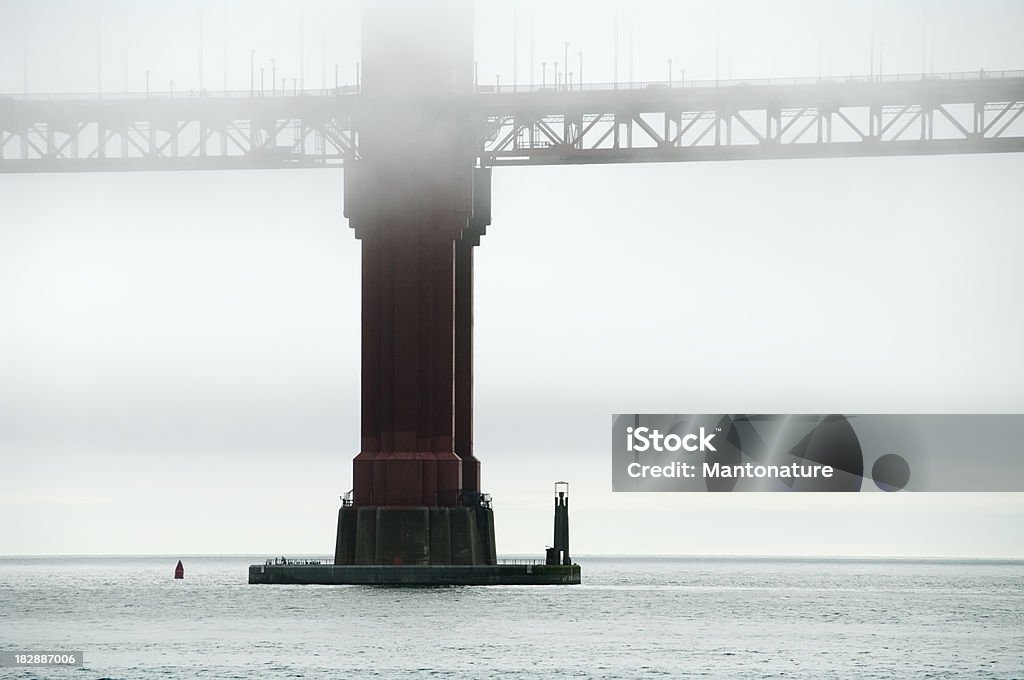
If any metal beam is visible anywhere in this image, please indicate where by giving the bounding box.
[1,70,1022,172]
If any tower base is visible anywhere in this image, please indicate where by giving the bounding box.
[248,563,581,586]
[249,486,583,586]
[334,505,496,566]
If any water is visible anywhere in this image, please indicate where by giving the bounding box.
[1,555,1021,679]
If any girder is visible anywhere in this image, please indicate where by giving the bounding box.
[1,70,1022,173]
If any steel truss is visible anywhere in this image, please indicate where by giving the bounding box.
[478,72,1024,165]
[1,71,1022,173]
[0,94,357,172]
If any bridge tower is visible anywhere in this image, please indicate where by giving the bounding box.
[334,0,495,566]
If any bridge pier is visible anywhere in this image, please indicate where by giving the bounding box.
[336,164,494,566]
[334,0,496,567]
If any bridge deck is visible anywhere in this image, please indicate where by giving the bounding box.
[1,70,1021,173]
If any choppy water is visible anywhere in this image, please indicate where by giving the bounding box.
[0,555,1022,679]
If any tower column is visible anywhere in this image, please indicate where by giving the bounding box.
[335,0,496,566]
[455,168,491,495]
[352,208,463,507]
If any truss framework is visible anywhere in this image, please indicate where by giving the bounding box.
[1,72,1022,173]
[0,95,357,172]
[478,73,1024,165]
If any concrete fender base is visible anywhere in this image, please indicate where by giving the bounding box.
[248,563,581,586]
[374,507,430,565]
[335,505,496,566]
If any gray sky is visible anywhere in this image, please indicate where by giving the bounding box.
[1,1,1023,557]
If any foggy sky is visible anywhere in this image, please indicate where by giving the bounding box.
[1,0,1023,557]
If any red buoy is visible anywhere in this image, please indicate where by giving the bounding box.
[174,560,184,579]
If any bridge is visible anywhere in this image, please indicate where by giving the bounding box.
[2,71,1022,173]
[3,0,1022,579]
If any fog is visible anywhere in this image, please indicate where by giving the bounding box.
[1,1,1023,557]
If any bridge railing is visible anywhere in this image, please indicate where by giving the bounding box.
[1,86,361,102]
[5,69,1022,102]
[480,69,1024,95]
[261,557,547,566]
[264,557,333,566]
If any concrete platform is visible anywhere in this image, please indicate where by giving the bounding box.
[248,563,581,586]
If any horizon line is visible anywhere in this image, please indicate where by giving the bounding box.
[2,552,1023,561]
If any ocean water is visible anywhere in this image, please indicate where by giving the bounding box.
[0,555,1021,679]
